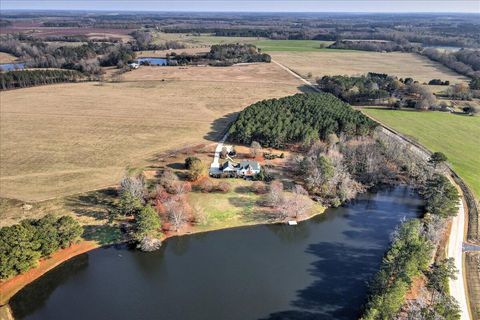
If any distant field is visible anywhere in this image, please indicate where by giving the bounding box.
[271,51,468,84]
[363,109,480,198]
[151,32,262,48]
[255,40,335,52]
[0,63,302,201]
[0,52,17,64]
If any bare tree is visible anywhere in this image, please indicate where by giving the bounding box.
[250,141,262,158]
[120,174,146,201]
[266,180,284,207]
[164,195,190,231]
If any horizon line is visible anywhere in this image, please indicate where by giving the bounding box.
[1,9,479,14]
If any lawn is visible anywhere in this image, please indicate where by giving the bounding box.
[363,109,480,198]
[254,40,335,52]
[188,179,324,232]
[0,63,302,201]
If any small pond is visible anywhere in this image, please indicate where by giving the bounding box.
[0,63,26,71]
[136,57,168,66]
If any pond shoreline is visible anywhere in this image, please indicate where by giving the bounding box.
[0,208,325,307]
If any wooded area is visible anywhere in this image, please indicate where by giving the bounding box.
[228,93,377,147]
[0,69,84,90]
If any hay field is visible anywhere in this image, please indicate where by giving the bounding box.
[271,51,468,84]
[0,63,302,201]
[151,32,262,48]
[0,52,17,64]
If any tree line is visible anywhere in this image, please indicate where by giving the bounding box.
[329,40,419,53]
[0,34,138,75]
[228,93,377,148]
[164,44,271,67]
[0,214,83,279]
[0,69,85,90]
[421,48,480,78]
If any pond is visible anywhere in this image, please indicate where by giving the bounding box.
[0,63,26,71]
[10,186,423,320]
[136,57,168,66]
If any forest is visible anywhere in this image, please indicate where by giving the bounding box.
[228,93,377,147]
[0,69,85,90]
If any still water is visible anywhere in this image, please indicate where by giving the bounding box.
[0,63,25,71]
[136,57,168,66]
[10,186,423,320]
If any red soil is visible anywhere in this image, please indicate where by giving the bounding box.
[0,241,98,305]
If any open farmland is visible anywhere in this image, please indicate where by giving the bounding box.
[363,108,480,199]
[0,52,18,64]
[0,63,302,202]
[255,39,334,52]
[271,51,469,84]
[151,32,262,48]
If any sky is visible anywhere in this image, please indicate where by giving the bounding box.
[1,0,479,13]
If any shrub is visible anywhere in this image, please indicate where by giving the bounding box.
[252,181,268,194]
[217,181,231,193]
[199,178,214,193]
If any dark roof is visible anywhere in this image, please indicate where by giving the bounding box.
[221,161,237,170]
[239,160,260,171]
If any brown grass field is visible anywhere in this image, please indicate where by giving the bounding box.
[0,63,302,202]
[0,52,18,64]
[137,48,210,57]
[271,51,468,84]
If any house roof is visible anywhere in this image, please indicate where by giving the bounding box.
[221,161,237,170]
[239,160,260,171]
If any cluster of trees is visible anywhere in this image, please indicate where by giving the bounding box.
[228,93,377,148]
[0,35,109,74]
[0,69,84,90]
[0,214,83,279]
[423,173,459,218]
[421,48,480,78]
[318,73,439,110]
[99,45,136,68]
[130,30,185,51]
[317,73,400,104]
[407,258,460,319]
[296,138,363,207]
[205,43,271,66]
[116,174,163,251]
[117,158,210,251]
[428,79,450,86]
[264,181,313,220]
[0,34,139,75]
[444,83,474,101]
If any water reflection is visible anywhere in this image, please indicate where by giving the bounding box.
[10,187,422,320]
[10,254,89,319]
